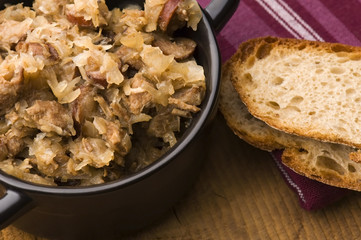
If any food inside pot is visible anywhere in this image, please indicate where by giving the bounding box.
[0,0,205,186]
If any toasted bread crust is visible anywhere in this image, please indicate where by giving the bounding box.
[221,58,361,191]
[229,36,361,149]
[282,147,361,191]
[219,60,283,151]
[220,37,361,191]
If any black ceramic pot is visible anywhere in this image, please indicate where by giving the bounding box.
[0,0,240,239]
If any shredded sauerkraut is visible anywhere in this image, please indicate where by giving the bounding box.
[0,0,204,186]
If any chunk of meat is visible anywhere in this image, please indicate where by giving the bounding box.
[16,42,59,60]
[158,0,182,32]
[153,34,196,60]
[71,85,97,125]
[168,86,205,113]
[66,12,93,27]
[0,68,24,114]
[5,132,25,157]
[172,85,205,105]
[16,42,46,56]
[26,100,75,136]
[0,127,35,160]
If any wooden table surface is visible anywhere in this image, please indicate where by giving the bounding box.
[2,113,361,240]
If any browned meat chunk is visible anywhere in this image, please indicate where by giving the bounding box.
[158,0,182,32]
[0,68,24,114]
[172,85,205,106]
[168,86,205,113]
[66,12,93,27]
[16,42,59,61]
[71,85,97,125]
[153,34,196,60]
[5,135,24,157]
[16,42,45,56]
[26,100,75,136]
[5,128,32,157]
[0,127,35,160]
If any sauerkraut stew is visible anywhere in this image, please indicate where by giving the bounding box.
[0,0,205,186]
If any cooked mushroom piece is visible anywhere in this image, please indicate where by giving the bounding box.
[153,34,197,61]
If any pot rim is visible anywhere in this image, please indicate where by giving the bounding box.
[0,7,221,196]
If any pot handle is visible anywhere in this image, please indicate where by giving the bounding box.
[0,186,32,230]
[204,0,240,33]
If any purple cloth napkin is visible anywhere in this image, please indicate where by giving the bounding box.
[197,0,361,209]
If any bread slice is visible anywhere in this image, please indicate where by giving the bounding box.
[229,36,361,149]
[220,61,287,151]
[219,59,361,191]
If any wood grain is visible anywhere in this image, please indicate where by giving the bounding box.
[2,113,361,239]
